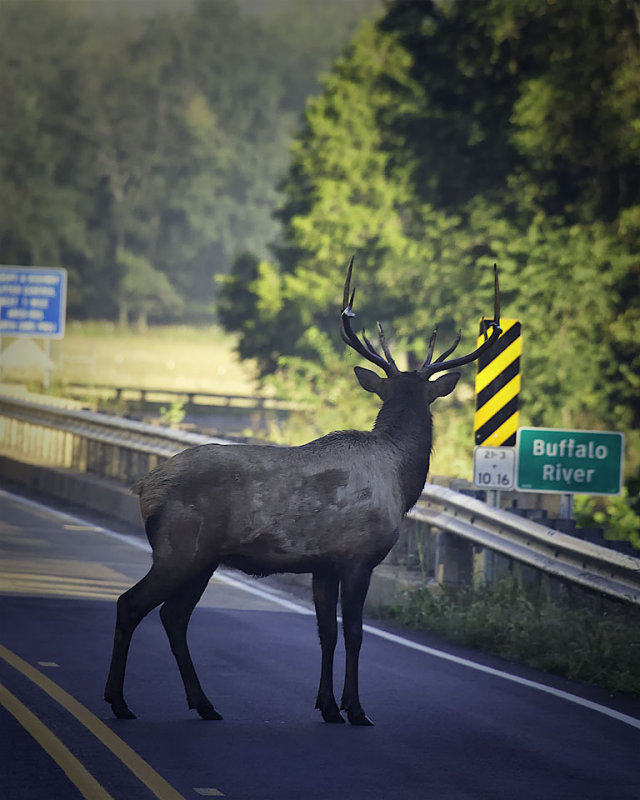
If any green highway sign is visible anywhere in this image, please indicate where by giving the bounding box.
[516,427,624,495]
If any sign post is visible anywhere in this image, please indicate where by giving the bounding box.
[516,427,624,496]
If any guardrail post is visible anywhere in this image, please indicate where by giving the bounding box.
[72,434,87,471]
[473,546,495,587]
[559,493,574,519]
[435,530,473,587]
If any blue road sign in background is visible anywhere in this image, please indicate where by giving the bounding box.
[0,266,67,338]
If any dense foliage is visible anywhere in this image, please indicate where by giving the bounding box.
[219,0,640,490]
[0,0,380,325]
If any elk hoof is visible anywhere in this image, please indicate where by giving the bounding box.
[196,699,223,720]
[317,697,345,723]
[109,700,136,720]
[321,707,346,724]
[348,710,374,726]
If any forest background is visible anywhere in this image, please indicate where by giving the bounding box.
[1,0,639,532]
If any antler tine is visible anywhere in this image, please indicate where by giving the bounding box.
[340,258,399,375]
[376,321,399,372]
[434,329,461,363]
[421,328,438,369]
[339,256,361,349]
[419,265,502,377]
[361,328,381,358]
[343,255,355,311]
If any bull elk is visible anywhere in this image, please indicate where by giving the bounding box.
[105,259,501,725]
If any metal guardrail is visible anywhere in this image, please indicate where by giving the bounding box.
[413,485,640,606]
[2,389,640,606]
[0,392,218,458]
[0,391,220,483]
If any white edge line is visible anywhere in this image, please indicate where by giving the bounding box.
[4,488,640,731]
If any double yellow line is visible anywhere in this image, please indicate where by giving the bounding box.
[0,644,188,800]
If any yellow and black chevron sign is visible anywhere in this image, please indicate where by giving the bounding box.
[474,319,521,447]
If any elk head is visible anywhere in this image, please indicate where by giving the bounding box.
[339,257,501,405]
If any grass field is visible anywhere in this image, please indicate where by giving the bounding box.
[3,322,260,397]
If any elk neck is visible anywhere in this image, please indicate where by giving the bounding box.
[372,383,433,512]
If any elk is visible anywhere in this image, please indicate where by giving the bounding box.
[104,259,501,725]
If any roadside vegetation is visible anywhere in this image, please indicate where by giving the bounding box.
[381,579,640,697]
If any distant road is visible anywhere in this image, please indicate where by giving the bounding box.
[1,488,640,800]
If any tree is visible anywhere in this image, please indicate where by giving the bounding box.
[0,0,381,321]
[116,248,181,331]
[219,0,640,477]
[0,0,94,293]
[221,21,439,374]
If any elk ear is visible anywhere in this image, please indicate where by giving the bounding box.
[428,371,460,400]
[354,366,386,398]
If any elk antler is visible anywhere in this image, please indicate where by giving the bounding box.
[419,264,501,377]
[340,257,400,376]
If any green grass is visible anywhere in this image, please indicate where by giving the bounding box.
[2,322,260,397]
[380,579,640,696]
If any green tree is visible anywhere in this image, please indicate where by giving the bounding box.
[116,248,181,331]
[0,0,94,288]
[219,0,640,481]
[1,0,380,321]
[221,21,443,373]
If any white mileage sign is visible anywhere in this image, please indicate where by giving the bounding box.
[473,446,516,490]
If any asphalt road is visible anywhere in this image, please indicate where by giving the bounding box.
[1,487,640,800]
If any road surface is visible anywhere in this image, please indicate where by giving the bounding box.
[1,487,640,799]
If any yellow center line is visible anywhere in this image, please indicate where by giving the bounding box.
[0,682,115,800]
[0,644,189,800]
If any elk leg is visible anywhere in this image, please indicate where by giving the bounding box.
[312,569,344,723]
[104,562,202,719]
[159,564,221,720]
[339,564,374,726]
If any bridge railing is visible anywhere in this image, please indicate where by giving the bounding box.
[0,389,214,484]
[1,388,639,607]
[61,382,302,410]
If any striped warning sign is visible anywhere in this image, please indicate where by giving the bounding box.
[474,318,521,446]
